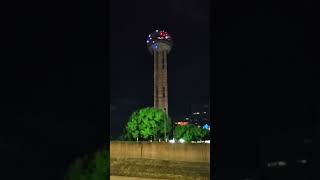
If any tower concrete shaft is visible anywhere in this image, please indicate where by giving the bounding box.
[154,50,168,115]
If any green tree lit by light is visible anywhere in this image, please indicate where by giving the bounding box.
[126,107,172,141]
[174,124,209,142]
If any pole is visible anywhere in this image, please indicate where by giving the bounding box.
[164,114,167,142]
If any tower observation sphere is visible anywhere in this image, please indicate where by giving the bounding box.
[146,30,173,115]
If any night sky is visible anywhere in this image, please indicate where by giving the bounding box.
[110,0,210,138]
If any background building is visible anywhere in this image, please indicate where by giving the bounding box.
[189,104,210,127]
[174,104,210,129]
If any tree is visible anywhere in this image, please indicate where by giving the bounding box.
[126,107,171,141]
[65,156,86,180]
[126,111,141,141]
[194,127,209,141]
[174,124,209,142]
[158,116,172,140]
[174,125,188,140]
[64,147,108,180]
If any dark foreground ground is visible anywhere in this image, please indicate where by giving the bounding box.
[110,158,210,180]
[110,176,168,180]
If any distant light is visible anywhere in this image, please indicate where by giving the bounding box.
[267,162,277,167]
[149,34,151,37]
[267,161,286,167]
[147,40,149,43]
[169,138,175,143]
[204,112,206,114]
[177,121,189,126]
[298,159,307,164]
[278,161,286,166]
[203,124,210,130]
[156,30,158,32]
[205,140,210,143]
[179,139,185,143]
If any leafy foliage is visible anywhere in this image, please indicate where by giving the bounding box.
[126,107,171,141]
[174,124,209,142]
[64,147,108,180]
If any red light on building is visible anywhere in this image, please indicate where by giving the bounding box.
[177,121,189,126]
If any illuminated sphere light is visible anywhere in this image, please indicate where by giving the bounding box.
[146,30,173,54]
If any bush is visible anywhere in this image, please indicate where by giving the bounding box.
[174,124,209,142]
[64,147,108,180]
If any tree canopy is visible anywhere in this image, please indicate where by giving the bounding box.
[126,107,171,141]
[174,124,209,142]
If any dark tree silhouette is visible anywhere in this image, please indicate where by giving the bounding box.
[64,147,108,180]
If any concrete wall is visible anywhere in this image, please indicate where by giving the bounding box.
[110,141,210,163]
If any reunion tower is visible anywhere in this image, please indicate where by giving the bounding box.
[147,30,173,115]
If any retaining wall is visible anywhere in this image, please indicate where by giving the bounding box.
[110,141,210,163]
